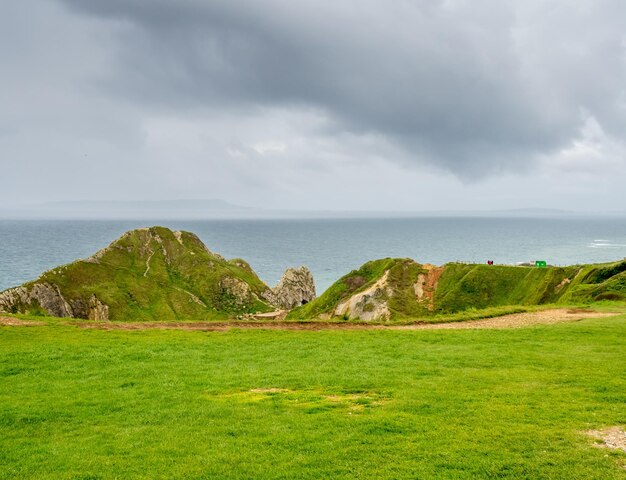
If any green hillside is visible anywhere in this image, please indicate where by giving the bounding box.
[290,259,626,321]
[0,227,276,321]
[288,258,432,321]
[436,261,626,312]
[433,263,578,312]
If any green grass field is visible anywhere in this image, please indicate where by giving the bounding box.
[1,314,625,479]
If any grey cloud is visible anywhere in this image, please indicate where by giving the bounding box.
[55,0,626,177]
[2,0,626,215]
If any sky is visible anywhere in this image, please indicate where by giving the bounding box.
[2,0,626,215]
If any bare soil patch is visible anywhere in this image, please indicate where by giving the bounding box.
[420,264,444,310]
[0,317,45,327]
[215,388,387,413]
[249,388,290,394]
[586,426,626,453]
[62,308,618,332]
[251,310,287,320]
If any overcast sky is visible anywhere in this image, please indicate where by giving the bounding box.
[2,0,626,214]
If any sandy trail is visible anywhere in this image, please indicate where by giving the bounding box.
[1,308,617,331]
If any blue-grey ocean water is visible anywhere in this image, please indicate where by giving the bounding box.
[1,217,626,294]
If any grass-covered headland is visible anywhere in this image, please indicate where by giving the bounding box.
[288,257,626,321]
[2,226,626,323]
[1,313,625,479]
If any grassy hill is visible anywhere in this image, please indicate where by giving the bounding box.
[288,258,432,321]
[290,259,626,321]
[435,261,626,312]
[0,227,276,321]
[2,226,625,323]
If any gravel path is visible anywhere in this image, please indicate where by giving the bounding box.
[1,308,617,331]
[393,308,618,330]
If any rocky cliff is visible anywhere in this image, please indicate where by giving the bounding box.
[0,227,315,321]
[266,267,316,309]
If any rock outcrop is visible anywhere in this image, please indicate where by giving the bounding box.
[413,264,444,311]
[0,226,315,321]
[334,270,391,321]
[0,284,110,320]
[88,295,109,320]
[0,283,74,317]
[220,276,255,306]
[267,266,316,309]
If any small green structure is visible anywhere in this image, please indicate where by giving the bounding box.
[535,260,547,268]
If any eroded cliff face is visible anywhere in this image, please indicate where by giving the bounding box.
[0,284,110,320]
[331,264,441,321]
[0,286,30,314]
[219,276,257,307]
[0,284,72,317]
[413,264,444,311]
[287,258,437,321]
[334,271,391,321]
[69,294,110,320]
[266,266,316,309]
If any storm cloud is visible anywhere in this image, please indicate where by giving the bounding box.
[1,0,626,212]
[56,0,626,174]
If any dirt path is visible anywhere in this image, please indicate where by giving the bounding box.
[0,317,45,327]
[394,308,619,330]
[0,308,619,332]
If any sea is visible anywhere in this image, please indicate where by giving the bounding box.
[1,217,626,294]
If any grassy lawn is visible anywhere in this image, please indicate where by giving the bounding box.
[1,315,625,479]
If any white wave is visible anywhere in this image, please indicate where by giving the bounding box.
[588,241,626,248]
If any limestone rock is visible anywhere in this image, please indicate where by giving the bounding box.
[88,295,109,320]
[220,276,254,305]
[30,283,74,317]
[335,270,391,321]
[0,286,30,313]
[270,266,316,309]
[0,282,76,318]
